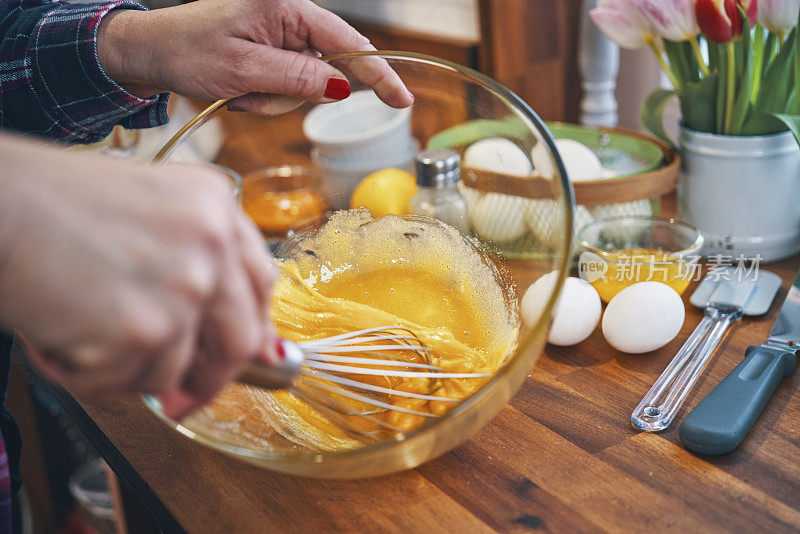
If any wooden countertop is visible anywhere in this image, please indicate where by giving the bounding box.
[52,199,800,533]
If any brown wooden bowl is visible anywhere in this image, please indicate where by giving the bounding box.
[461,128,680,207]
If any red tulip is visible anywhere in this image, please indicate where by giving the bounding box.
[695,0,758,42]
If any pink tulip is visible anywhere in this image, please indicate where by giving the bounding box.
[638,0,700,41]
[590,0,656,49]
[757,0,800,33]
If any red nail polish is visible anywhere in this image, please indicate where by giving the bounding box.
[324,78,351,100]
[274,338,286,359]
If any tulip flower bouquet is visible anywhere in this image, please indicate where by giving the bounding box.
[591,0,800,144]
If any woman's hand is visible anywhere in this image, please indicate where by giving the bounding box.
[0,136,278,420]
[97,0,414,114]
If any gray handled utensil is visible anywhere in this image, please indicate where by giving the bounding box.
[631,266,781,432]
[679,267,800,455]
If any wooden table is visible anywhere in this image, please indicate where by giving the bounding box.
[44,201,800,533]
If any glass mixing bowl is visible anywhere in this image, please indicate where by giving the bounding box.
[145,51,574,478]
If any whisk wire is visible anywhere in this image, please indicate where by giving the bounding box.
[300,326,426,346]
[302,369,460,402]
[299,374,440,418]
[303,361,488,379]
[290,387,395,444]
[303,343,430,353]
[304,334,428,347]
[302,354,441,370]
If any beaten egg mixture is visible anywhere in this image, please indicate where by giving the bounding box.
[189,210,519,451]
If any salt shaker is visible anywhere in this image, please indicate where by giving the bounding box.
[410,148,470,233]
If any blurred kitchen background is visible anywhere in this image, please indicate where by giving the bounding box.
[311,0,665,130]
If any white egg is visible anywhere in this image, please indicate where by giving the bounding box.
[521,272,602,346]
[457,181,482,218]
[520,271,558,327]
[526,201,594,252]
[590,199,653,220]
[472,193,528,242]
[602,282,685,354]
[555,139,603,181]
[530,141,555,179]
[464,138,533,177]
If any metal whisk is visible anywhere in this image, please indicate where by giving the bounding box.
[236,326,487,442]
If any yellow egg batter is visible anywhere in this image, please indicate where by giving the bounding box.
[188,210,519,451]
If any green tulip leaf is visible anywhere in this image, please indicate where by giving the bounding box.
[754,28,796,115]
[708,35,720,71]
[664,40,703,86]
[772,113,800,148]
[765,31,779,70]
[751,24,765,103]
[734,38,745,79]
[741,113,786,135]
[794,12,800,114]
[730,12,754,134]
[641,88,678,145]
[682,41,702,83]
[681,74,720,134]
[715,45,727,133]
[664,40,687,88]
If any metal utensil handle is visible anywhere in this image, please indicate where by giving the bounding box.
[679,345,796,455]
[632,307,740,431]
[236,339,304,390]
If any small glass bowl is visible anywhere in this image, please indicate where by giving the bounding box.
[240,165,326,238]
[577,216,704,303]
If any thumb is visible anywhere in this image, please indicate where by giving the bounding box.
[226,94,304,116]
[238,45,351,103]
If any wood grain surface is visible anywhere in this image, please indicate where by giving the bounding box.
[64,194,800,533]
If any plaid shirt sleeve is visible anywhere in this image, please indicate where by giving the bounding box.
[0,0,169,144]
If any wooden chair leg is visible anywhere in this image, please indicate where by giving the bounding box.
[6,359,54,534]
[105,465,159,534]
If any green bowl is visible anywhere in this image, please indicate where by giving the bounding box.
[428,119,665,179]
[546,122,664,177]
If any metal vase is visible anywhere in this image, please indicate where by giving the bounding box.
[679,126,800,262]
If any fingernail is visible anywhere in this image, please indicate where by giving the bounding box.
[324,78,351,100]
[274,338,286,360]
[408,90,415,101]
[227,104,246,112]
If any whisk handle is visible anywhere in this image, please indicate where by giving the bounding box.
[236,339,304,390]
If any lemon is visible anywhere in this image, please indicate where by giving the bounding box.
[350,168,417,218]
